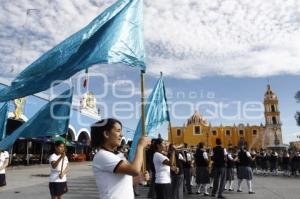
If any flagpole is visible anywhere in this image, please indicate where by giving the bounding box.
[140,70,146,173]
[161,71,176,167]
[60,131,68,176]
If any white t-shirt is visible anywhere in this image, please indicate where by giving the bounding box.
[93,149,134,199]
[49,153,69,182]
[0,151,9,174]
[153,152,171,184]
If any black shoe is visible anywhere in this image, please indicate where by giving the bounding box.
[204,193,210,196]
[229,189,234,191]
[188,192,193,195]
[249,191,255,194]
[217,195,226,199]
[196,191,201,195]
[237,190,243,192]
[211,194,216,197]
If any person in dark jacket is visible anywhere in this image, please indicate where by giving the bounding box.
[168,145,184,199]
[211,138,227,199]
[282,150,290,176]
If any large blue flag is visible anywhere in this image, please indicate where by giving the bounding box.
[128,75,170,162]
[0,0,145,102]
[0,89,73,150]
[0,103,8,141]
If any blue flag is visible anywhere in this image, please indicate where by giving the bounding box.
[0,0,145,102]
[128,75,170,162]
[0,103,8,141]
[0,89,73,150]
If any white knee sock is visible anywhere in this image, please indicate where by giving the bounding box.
[197,184,203,193]
[229,181,234,190]
[238,179,243,191]
[204,184,209,194]
[247,180,252,192]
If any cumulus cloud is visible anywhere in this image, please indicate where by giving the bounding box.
[0,0,299,80]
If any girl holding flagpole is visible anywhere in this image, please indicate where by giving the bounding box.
[49,141,70,199]
[91,118,148,199]
[153,138,177,199]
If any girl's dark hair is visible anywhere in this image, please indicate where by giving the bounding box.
[91,118,122,148]
[154,138,164,151]
[55,141,65,147]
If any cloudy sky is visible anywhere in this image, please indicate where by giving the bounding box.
[0,0,300,143]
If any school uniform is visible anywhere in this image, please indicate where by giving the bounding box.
[226,154,235,181]
[282,154,290,175]
[260,153,269,175]
[93,149,134,199]
[170,152,184,199]
[237,149,255,194]
[153,152,171,199]
[195,149,210,184]
[182,150,192,194]
[237,150,253,180]
[49,153,69,197]
[211,146,227,197]
[269,152,278,175]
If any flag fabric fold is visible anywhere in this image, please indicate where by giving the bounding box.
[0,103,8,141]
[0,0,145,102]
[128,75,170,162]
[0,89,73,150]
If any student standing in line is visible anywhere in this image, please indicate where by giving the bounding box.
[211,138,227,199]
[195,142,210,196]
[236,145,255,194]
[225,147,236,191]
[49,141,70,199]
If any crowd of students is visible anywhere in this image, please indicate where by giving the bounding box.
[2,117,300,199]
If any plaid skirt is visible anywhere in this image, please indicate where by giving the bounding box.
[196,167,210,184]
[237,166,253,180]
[226,168,234,181]
[0,174,6,187]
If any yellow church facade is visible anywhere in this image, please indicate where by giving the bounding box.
[169,85,283,150]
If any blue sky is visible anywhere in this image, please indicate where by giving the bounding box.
[79,66,300,144]
[0,0,300,143]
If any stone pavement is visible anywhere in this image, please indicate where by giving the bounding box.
[1,162,300,199]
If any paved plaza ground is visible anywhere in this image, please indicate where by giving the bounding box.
[1,162,300,199]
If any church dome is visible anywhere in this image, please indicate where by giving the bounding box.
[187,111,208,126]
